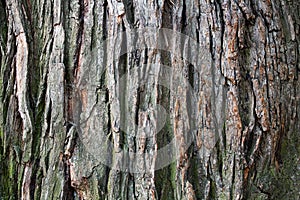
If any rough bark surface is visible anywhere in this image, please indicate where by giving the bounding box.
[0,0,299,199]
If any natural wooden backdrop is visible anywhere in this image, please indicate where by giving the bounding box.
[0,0,299,199]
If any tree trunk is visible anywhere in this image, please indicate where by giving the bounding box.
[0,0,299,199]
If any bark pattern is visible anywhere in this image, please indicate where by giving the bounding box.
[0,0,299,199]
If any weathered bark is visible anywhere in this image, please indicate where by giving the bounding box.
[0,0,299,199]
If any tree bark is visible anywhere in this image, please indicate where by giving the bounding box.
[0,0,299,199]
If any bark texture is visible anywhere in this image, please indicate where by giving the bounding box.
[0,0,299,199]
